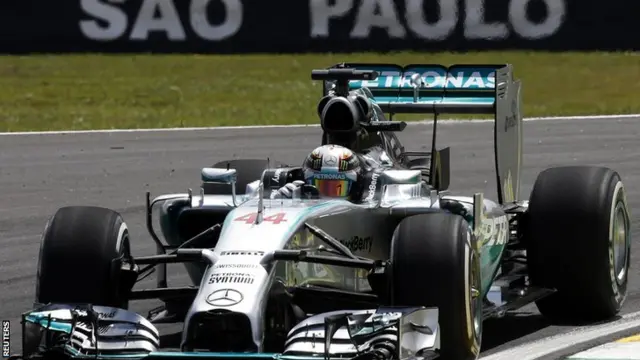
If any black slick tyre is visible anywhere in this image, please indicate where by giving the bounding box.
[391,213,482,360]
[526,166,631,323]
[36,206,131,309]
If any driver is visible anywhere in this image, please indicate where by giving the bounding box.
[270,144,473,224]
[272,144,363,200]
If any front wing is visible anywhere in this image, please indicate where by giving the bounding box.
[17,303,440,360]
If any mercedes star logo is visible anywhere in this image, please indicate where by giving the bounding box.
[324,155,337,166]
[206,289,244,307]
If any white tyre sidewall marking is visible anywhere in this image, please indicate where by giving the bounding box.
[115,221,128,253]
[465,228,481,356]
[465,229,472,341]
[608,180,628,307]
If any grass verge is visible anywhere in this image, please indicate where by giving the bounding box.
[1,52,639,132]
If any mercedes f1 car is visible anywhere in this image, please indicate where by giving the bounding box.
[19,63,631,360]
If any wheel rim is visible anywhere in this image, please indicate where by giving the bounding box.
[470,253,482,339]
[467,250,482,356]
[612,201,629,285]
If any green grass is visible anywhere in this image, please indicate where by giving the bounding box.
[1,52,640,132]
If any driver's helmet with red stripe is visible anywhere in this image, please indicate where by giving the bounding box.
[302,145,361,199]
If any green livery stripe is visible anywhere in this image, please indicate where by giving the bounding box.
[25,315,73,333]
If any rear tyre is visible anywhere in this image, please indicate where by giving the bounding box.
[204,159,288,194]
[526,166,631,323]
[36,206,131,309]
[390,213,482,360]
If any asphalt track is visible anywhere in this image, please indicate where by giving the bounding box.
[1,116,640,357]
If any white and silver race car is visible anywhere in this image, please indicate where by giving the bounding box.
[18,63,631,360]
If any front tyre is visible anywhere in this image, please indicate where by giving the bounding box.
[36,206,132,309]
[390,213,482,360]
[526,166,631,323]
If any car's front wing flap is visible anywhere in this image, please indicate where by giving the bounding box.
[17,304,440,360]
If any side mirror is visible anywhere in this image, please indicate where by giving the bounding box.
[201,168,237,184]
[201,168,238,207]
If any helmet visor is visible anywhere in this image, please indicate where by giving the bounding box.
[311,179,352,197]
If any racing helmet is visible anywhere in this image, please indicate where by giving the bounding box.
[302,145,361,199]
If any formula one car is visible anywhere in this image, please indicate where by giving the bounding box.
[19,64,631,360]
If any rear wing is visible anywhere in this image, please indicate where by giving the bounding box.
[321,63,523,204]
[322,63,515,115]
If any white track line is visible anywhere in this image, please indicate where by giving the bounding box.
[568,342,640,360]
[1,114,639,136]
[481,310,640,360]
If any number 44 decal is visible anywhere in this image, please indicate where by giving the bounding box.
[234,212,288,225]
